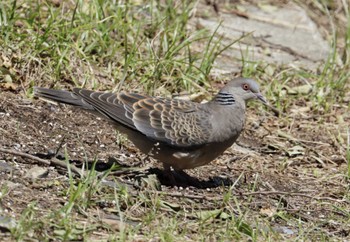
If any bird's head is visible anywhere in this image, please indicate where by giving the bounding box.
[219,78,267,104]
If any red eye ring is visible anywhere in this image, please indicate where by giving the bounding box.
[242,83,250,90]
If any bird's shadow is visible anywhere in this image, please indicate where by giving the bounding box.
[146,168,233,189]
[35,152,233,189]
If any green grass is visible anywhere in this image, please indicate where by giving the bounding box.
[0,0,239,95]
[1,0,350,241]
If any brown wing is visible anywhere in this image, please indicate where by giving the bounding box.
[73,88,212,147]
[119,93,212,147]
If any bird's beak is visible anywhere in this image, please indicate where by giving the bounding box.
[255,93,267,104]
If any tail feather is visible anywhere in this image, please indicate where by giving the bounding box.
[34,87,94,110]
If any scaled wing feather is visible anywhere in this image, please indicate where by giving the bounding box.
[72,89,212,147]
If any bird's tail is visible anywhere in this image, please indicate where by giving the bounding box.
[34,87,94,110]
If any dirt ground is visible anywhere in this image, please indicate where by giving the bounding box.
[0,86,349,239]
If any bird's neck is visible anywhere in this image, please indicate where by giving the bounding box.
[206,95,246,143]
[212,91,247,110]
[212,91,236,106]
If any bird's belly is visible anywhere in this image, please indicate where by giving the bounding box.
[151,139,236,170]
[124,128,238,170]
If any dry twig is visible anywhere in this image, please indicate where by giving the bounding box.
[0,147,84,176]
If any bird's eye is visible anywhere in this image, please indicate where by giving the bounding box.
[242,83,250,91]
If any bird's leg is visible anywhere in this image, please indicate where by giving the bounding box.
[161,165,203,187]
[162,163,177,186]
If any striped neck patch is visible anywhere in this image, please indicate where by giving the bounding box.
[214,92,236,105]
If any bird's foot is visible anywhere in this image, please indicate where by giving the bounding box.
[160,167,204,188]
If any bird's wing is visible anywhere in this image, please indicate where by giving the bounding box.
[72,88,146,130]
[119,93,212,147]
[73,88,212,147]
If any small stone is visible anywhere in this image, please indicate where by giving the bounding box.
[0,161,13,172]
[0,216,17,232]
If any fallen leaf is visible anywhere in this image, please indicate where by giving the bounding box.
[287,145,305,157]
[0,82,18,91]
[260,207,277,217]
[25,166,49,179]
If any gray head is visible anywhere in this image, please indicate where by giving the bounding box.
[215,78,266,104]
